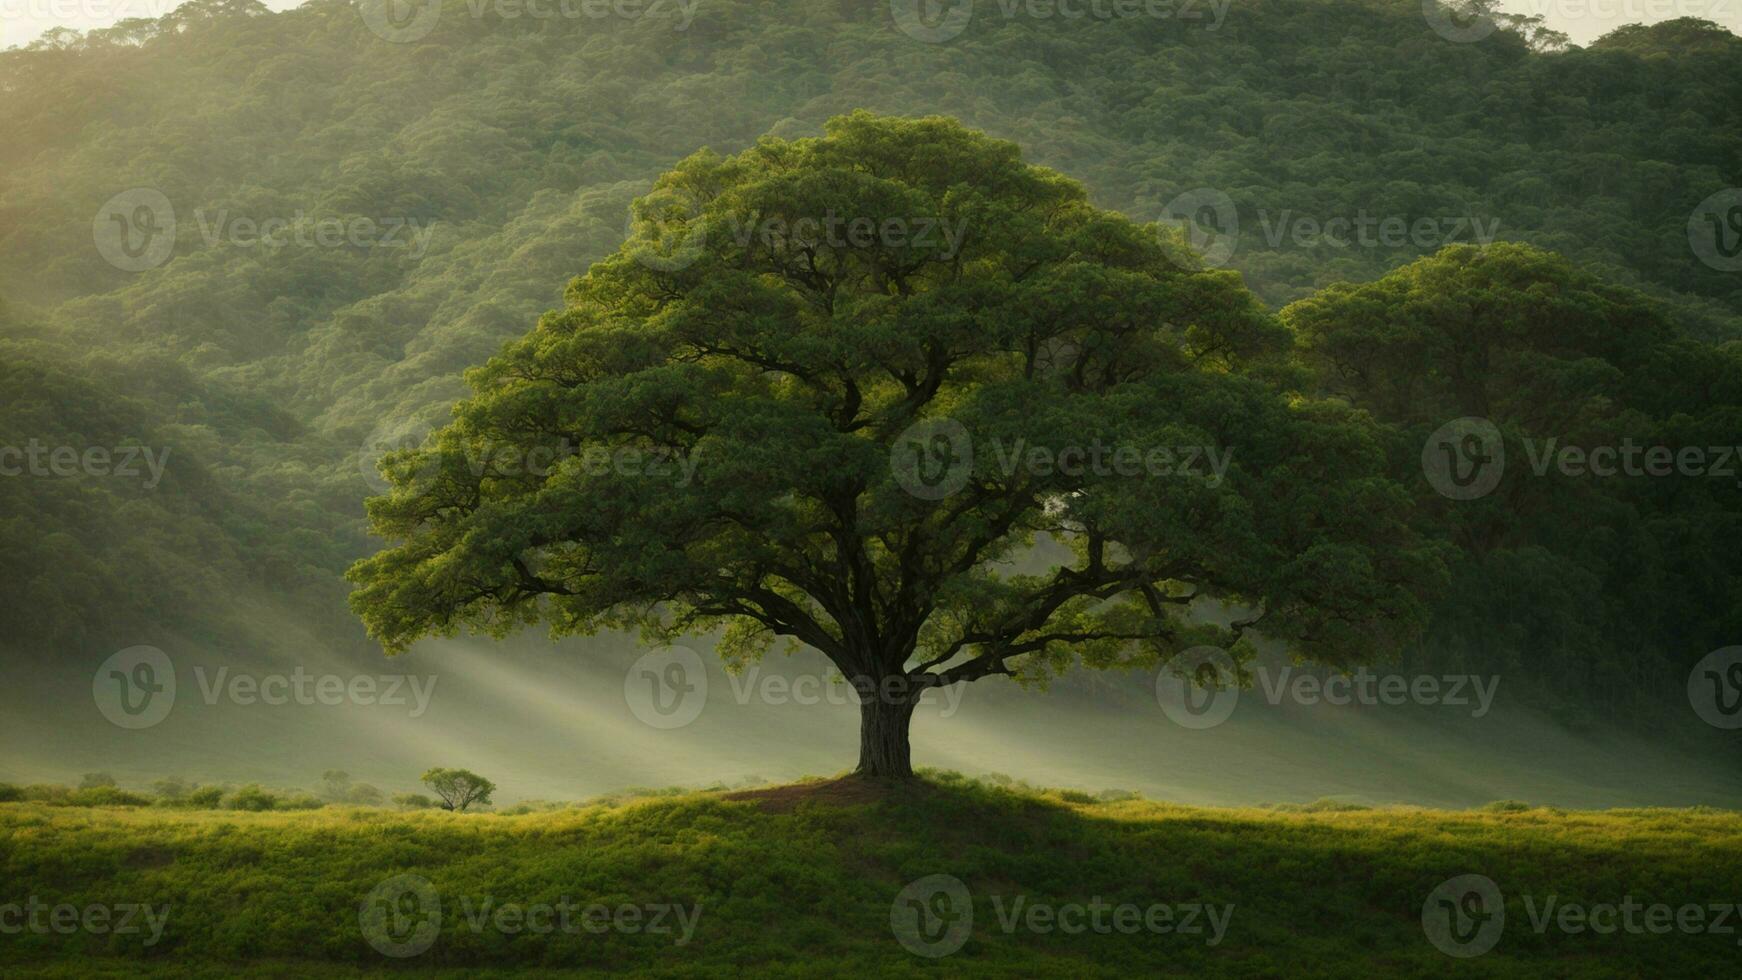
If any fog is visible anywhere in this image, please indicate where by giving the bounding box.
[7,622,1738,809]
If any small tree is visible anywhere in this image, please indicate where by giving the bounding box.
[318,770,352,802]
[151,776,192,801]
[420,768,495,812]
[78,772,117,790]
[392,792,437,810]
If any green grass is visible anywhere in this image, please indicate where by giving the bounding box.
[1,775,1739,977]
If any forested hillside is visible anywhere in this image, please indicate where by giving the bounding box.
[2,0,1739,729]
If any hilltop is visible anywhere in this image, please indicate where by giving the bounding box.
[1,775,1739,976]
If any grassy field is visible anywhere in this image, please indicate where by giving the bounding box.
[1,774,1739,977]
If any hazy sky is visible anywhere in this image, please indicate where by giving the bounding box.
[2,0,1738,50]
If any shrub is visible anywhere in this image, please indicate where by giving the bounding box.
[152,777,192,801]
[67,787,152,807]
[225,785,279,811]
[185,786,225,808]
[78,772,118,790]
[1481,800,1533,813]
[392,793,436,810]
[0,783,22,802]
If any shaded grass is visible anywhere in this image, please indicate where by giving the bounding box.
[1,776,1738,976]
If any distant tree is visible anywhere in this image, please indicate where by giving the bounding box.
[392,792,437,810]
[151,776,193,801]
[318,770,353,801]
[225,785,280,811]
[420,769,495,812]
[350,114,1444,778]
[347,783,384,806]
[78,772,117,790]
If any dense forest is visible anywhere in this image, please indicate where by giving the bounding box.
[2,0,1739,731]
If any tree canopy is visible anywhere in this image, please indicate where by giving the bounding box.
[349,113,1447,775]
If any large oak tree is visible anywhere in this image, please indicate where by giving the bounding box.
[348,113,1442,777]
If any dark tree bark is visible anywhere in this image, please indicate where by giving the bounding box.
[855,688,918,779]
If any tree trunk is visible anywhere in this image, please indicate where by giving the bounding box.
[855,690,918,779]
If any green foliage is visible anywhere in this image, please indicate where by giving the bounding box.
[183,786,225,809]
[0,0,1737,732]
[420,768,496,812]
[349,113,1443,733]
[1286,243,1742,716]
[77,772,117,790]
[391,792,437,810]
[1,778,1738,974]
[65,786,153,807]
